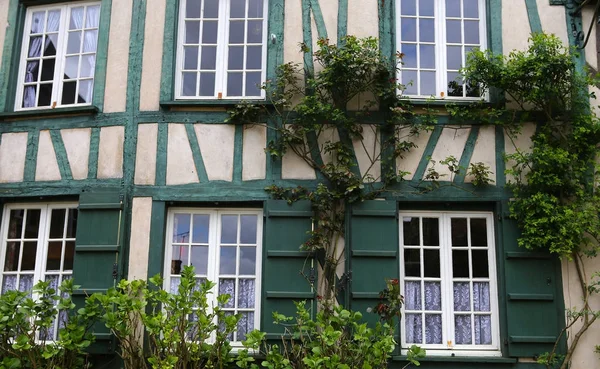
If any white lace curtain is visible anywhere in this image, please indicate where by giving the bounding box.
[405,281,492,345]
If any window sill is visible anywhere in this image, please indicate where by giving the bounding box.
[0,106,99,122]
[392,355,516,364]
[160,100,272,111]
[401,98,493,107]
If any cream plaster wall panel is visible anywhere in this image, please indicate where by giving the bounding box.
[284,0,304,65]
[35,131,61,181]
[0,132,27,183]
[134,124,158,185]
[465,125,496,183]
[128,197,153,280]
[352,125,381,182]
[103,0,132,113]
[427,126,470,179]
[242,125,266,181]
[504,122,535,183]
[583,7,597,69]
[61,128,91,180]
[316,125,340,164]
[502,1,530,53]
[537,0,568,46]
[316,0,338,45]
[396,129,432,181]
[0,0,10,69]
[347,0,378,38]
[282,145,317,179]
[562,257,600,369]
[139,0,167,111]
[97,126,124,179]
[167,123,199,185]
[194,124,235,181]
[590,85,600,117]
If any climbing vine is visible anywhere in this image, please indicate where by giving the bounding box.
[461,33,600,369]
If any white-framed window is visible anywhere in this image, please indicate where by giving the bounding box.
[175,0,268,100]
[399,212,500,356]
[15,1,101,110]
[164,208,263,343]
[0,203,79,341]
[396,0,487,99]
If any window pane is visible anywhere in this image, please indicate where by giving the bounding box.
[78,80,93,103]
[182,72,198,96]
[422,218,438,246]
[227,72,243,96]
[472,249,489,277]
[47,11,61,32]
[192,215,210,243]
[66,209,78,238]
[400,18,417,42]
[401,44,417,68]
[70,7,84,30]
[46,241,62,271]
[424,282,441,310]
[202,21,218,43]
[474,315,492,344]
[173,214,191,243]
[446,0,461,17]
[221,215,238,243]
[473,282,490,311]
[420,0,434,16]
[464,20,480,44]
[219,279,235,307]
[419,18,434,42]
[21,242,37,271]
[220,246,237,274]
[62,81,77,104]
[31,12,45,33]
[186,0,201,18]
[238,279,255,307]
[425,314,442,344]
[185,21,200,43]
[228,46,244,69]
[405,314,423,343]
[4,242,20,271]
[86,5,101,28]
[420,71,436,96]
[204,0,219,18]
[190,245,208,274]
[464,0,479,18]
[199,72,215,96]
[455,315,472,344]
[420,44,435,69]
[239,246,256,274]
[246,45,262,69]
[229,21,245,43]
[404,281,422,310]
[40,59,55,82]
[171,246,189,273]
[423,249,440,277]
[44,34,58,56]
[231,0,246,18]
[247,20,262,43]
[64,241,75,270]
[80,56,96,78]
[447,46,462,70]
[19,275,34,293]
[29,36,43,57]
[240,215,257,244]
[25,210,41,239]
[447,71,463,96]
[25,61,40,83]
[404,248,420,277]
[453,282,470,311]
[401,0,416,15]
[452,250,469,278]
[8,210,24,239]
[1,276,17,293]
[245,72,261,96]
[402,70,418,95]
[200,46,216,69]
[451,218,468,246]
[237,311,254,341]
[446,20,462,43]
[83,30,98,52]
[65,56,79,79]
[39,84,53,106]
[402,217,419,245]
[170,276,181,293]
[248,0,263,18]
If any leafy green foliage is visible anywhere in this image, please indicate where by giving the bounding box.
[0,279,98,369]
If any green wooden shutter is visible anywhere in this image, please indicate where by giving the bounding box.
[349,200,399,327]
[500,201,564,357]
[72,190,124,354]
[262,200,315,339]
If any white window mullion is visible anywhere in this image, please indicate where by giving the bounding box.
[438,0,447,98]
[216,0,230,98]
[54,5,70,108]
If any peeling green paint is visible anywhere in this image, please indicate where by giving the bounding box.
[0,179,122,197]
[309,0,328,40]
[155,123,168,186]
[87,127,101,179]
[233,124,244,183]
[454,126,480,184]
[50,130,73,180]
[337,0,348,42]
[185,123,209,182]
[267,0,285,83]
[525,0,543,34]
[411,125,443,183]
[23,129,39,182]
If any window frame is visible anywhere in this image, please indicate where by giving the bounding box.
[163,207,263,345]
[174,0,269,101]
[398,211,501,356]
[395,0,488,100]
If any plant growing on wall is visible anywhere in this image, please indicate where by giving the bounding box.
[461,33,600,369]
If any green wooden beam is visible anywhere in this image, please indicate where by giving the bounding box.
[454,126,480,184]
[87,127,100,179]
[50,129,73,180]
[0,0,21,112]
[411,125,443,183]
[160,0,178,102]
[495,125,506,187]
[266,117,282,180]
[309,0,328,40]
[302,0,315,79]
[233,124,244,183]
[23,130,39,182]
[185,123,209,183]
[91,0,113,111]
[155,123,168,186]
[525,0,543,34]
[337,0,348,42]
[147,201,167,281]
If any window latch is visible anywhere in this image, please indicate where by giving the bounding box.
[112,262,118,280]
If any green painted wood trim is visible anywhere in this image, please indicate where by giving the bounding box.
[351,292,380,299]
[267,0,285,84]
[509,336,557,343]
[75,245,120,252]
[411,125,443,182]
[302,0,315,79]
[550,0,566,4]
[73,288,108,296]
[266,250,312,258]
[184,123,209,182]
[147,201,167,280]
[160,0,179,102]
[305,130,324,180]
[505,251,551,259]
[454,125,480,184]
[23,129,39,182]
[495,125,506,187]
[392,356,517,364]
[91,0,113,111]
[268,209,313,217]
[351,250,397,257]
[378,0,395,66]
[309,0,328,40]
[525,0,543,34]
[0,0,21,112]
[565,2,587,72]
[265,291,315,299]
[233,124,243,183]
[489,0,503,54]
[87,127,100,179]
[266,117,282,180]
[0,113,127,133]
[0,179,122,197]
[351,209,396,217]
[508,293,554,301]
[156,123,168,186]
[50,129,73,180]
[0,106,99,121]
[337,0,348,41]
[79,203,123,210]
